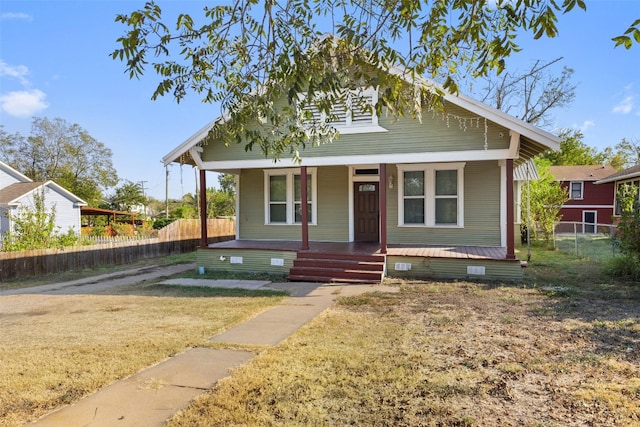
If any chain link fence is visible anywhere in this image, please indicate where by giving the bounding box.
[553,222,619,261]
[520,221,619,261]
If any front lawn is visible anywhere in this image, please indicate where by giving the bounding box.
[0,285,286,426]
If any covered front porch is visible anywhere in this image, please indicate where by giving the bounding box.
[197,240,522,283]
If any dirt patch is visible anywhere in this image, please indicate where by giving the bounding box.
[345,281,640,426]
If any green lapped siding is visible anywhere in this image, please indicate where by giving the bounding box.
[386,256,522,281]
[201,104,510,162]
[387,161,501,246]
[239,161,501,246]
[314,166,350,241]
[238,166,350,241]
[196,248,296,275]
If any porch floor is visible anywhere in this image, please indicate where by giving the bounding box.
[205,240,510,261]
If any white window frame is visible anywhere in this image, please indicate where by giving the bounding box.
[397,163,465,228]
[300,87,387,134]
[264,168,317,225]
[570,181,584,200]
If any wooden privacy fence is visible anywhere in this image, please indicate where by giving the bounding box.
[0,218,235,282]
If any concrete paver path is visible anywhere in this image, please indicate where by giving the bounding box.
[24,268,396,426]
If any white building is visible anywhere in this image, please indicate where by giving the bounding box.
[0,161,87,243]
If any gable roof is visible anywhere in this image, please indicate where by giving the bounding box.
[0,182,43,204]
[0,181,87,206]
[163,66,560,168]
[595,164,640,184]
[0,160,33,184]
[549,164,618,182]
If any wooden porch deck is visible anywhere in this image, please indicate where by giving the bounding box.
[205,240,509,261]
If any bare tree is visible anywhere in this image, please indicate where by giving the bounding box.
[476,58,576,127]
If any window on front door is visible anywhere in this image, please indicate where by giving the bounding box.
[265,168,317,225]
[398,163,465,227]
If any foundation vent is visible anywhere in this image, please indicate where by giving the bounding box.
[467,266,486,275]
[394,263,412,271]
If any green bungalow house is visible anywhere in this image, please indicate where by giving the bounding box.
[163,72,559,283]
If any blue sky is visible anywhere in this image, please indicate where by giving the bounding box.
[1,1,639,201]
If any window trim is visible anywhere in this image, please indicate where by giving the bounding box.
[264,168,317,225]
[569,181,584,200]
[397,163,465,228]
[300,87,387,134]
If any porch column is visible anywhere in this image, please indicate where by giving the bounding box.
[506,159,516,260]
[300,166,309,250]
[379,163,387,254]
[199,169,208,248]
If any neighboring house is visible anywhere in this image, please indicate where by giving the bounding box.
[595,164,640,219]
[0,161,87,244]
[549,164,617,233]
[162,71,560,282]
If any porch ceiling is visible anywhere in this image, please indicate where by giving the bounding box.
[518,136,551,165]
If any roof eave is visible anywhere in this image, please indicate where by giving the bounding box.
[596,171,640,184]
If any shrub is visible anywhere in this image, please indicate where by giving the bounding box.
[603,254,640,282]
[136,221,157,238]
[1,190,80,250]
[111,223,135,236]
[87,226,107,237]
[153,217,175,229]
[616,183,640,266]
[57,228,80,247]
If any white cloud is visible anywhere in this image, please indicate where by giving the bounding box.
[612,84,636,115]
[1,12,32,22]
[0,60,30,86]
[0,89,48,118]
[578,120,595,133]
[612,95,634,114]
[0,60,49,117]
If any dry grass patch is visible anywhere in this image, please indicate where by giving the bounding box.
[0,286,285,426]
[168,278,639,427]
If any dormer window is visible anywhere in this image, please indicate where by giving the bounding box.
[300,88,387,134]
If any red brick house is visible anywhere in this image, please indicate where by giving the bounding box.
[549,164,617,233]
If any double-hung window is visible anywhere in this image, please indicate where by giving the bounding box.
[398,163,465,227]
[570,181,583,199]
[265,168,317,225]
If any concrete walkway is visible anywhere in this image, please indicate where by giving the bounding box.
[30,275,396,426]
[0,264,197,296]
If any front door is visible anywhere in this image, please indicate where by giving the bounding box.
[354,182,379,242]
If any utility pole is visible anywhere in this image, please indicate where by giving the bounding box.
[138,180,148,216]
